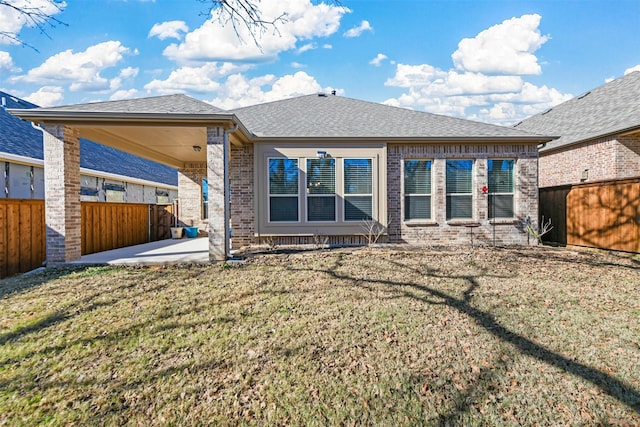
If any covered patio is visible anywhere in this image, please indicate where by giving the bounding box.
[9,95,250,264]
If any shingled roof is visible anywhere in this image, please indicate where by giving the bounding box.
[41,94,225,114]
[1,91,178,186]
[230,93,549,141]
[514,71,640,152]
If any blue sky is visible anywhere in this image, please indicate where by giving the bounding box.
[1,0,639,126]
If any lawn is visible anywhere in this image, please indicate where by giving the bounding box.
[1,246,639,425]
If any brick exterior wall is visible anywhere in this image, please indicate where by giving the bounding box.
[43,125,82,263]
[206,127,226,261]
[387,143,539,246]
[539,133,640,188]
[177,162,207,227]
[230,143,255,248]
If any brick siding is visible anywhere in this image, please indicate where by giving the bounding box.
[177,162,207,227]
[387,143,539,246]
[230,143,255,248]
[539,133,640,188]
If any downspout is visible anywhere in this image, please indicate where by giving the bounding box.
[223,123,239,259]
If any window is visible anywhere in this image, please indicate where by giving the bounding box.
[488,159,515,218]
[269,158,299,222]
[446,160,473,220]
[104,181,125,203]
[404,160,432,220]
[344,158,372,221]
[202,178,208,218]
[306,158,335,221]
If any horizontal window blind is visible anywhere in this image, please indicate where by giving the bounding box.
[446,160,473,220]
[344,159,372,194]
[405,195,431,220]
[307,158,335,194]
[269,159,298,195]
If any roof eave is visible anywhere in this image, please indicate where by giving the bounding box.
[7,109,235,125]
[249,135,556,143]
[539,125,640,153]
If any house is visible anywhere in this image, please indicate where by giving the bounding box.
[9,93,553,263]
[515,72,640,252]
[515,71,640,188]
[1,91,179,203]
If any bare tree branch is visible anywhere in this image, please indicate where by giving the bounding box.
[199,0,341,47]
[0,0,67,51]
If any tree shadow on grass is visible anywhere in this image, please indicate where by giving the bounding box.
[286,252,640,415]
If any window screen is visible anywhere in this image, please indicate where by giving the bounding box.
[404,160,432,220]
[344,158,372,221]
[269,158,299,222]
[488,159,515,218]
[446,160,473,220]
[307,158,335,221]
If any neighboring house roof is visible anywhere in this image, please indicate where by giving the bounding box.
[514,71,640,153]
[230,93,550,141]
[1,91,178,186]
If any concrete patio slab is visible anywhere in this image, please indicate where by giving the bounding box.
[72,237,209,265]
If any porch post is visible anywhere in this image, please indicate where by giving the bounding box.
[43,125,81,264]
[206,126,227,261]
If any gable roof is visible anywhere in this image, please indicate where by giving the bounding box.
[42,94,225,114]
[230,93,550,141]
[1,91,178,186]
[514,71,640,152]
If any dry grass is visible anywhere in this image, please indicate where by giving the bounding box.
[1,246,639,425]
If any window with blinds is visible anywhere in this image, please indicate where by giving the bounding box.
[404,159,432,220]
[344,158,372,221]
[488,159,515,219]
[306,158,336,221]
[446,159,473,220]
[268,158,299,222]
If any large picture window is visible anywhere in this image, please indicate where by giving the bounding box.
[344,158,372,221]
[404,160,432,220]
[488,159,515,219]
[446,160,473,220]
[269,158,299,222]
[306,158,336,221]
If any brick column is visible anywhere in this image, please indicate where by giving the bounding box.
[177,162,207,227]
[207,126,226,261]
[43,125,81,264]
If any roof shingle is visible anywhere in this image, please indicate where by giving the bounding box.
[514,71,640,151]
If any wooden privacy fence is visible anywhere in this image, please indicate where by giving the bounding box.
[1,201,176,278]
[0,199,46,279]
[540,178,640,253]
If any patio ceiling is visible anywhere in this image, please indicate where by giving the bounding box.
[8,110,247,169]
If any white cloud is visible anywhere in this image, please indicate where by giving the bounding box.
[119,66,139,79]
[343,20,372,38]
[144,62,249,95]
[383,14,572,125]
[291,62,305,68]
[0,0,66,45]
[163,0,348,63]
[369,53,387,67]
[13,41,131,92]
[624,64,640,75]
[110,89,139,101]
[452,14,548,76]
[297,43,315,54]
[0,51,20,72]
[24,86,64,107]
[209,71,337,109]
[148,20,189,40]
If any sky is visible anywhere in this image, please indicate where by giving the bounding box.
[1,0,639,126]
